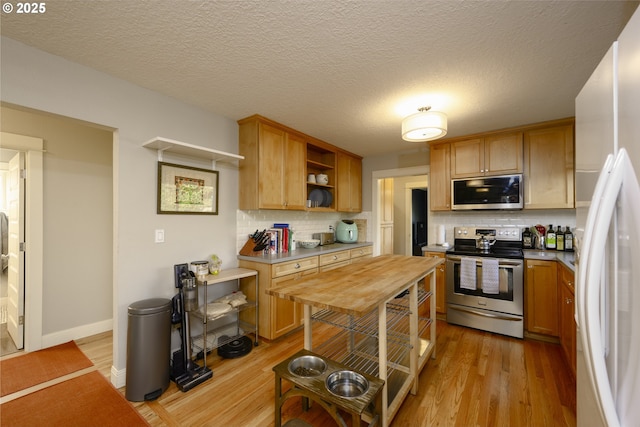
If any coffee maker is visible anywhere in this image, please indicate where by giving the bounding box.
[170,263,212,391]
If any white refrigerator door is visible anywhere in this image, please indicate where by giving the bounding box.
[614,8,640,426]
[575,41,616,427]
[580,149,640,427]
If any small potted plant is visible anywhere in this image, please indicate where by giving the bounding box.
[209,254,222,275]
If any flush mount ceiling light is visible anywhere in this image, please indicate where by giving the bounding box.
[401,106,448,142]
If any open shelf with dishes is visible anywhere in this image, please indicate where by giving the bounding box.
[306,142,336,210]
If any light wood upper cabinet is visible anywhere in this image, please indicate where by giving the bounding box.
[451,132,523,178]
[524,123,574,209]
[336,151,362,212]
[239,115,362,212]
[238,118,306,210]
[484,132,524,175]
[429,142,451,211]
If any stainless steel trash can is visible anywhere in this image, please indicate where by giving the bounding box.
[125,298,171,401]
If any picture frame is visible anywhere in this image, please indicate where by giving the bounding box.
[157,162,219,215]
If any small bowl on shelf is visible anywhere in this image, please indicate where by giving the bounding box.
[298,239,320,249]
[288,355,327,377]
[325,370,369,398]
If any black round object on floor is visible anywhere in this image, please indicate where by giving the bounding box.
[218,335,252,359]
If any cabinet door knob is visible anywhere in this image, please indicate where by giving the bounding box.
[333,255,338,260]
[294,263,300,269]
[566,298,573,304]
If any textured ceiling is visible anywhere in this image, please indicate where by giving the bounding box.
[1,1,638,157]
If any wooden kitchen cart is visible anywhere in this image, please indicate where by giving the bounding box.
[192,268,258,369]
[267,255,442,427]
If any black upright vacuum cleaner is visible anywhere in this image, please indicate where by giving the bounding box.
[170,263,212,392]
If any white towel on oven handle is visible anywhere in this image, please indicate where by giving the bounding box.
[460,257,477,290]
[482,258,500,294]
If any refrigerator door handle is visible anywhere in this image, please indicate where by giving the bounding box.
[582,148,638,427]
[577,153,615,327]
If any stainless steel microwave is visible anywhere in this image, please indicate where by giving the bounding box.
[451,174,523,210]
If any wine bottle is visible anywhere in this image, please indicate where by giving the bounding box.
[523,227,533,249]
[556,226,565,251]
[546,224,556,250]
[564,226,573,251]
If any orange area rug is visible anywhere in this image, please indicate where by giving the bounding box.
[0,370,149,427]
[0,341,93,396]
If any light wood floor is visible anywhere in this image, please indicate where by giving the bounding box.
[76,320,576,427]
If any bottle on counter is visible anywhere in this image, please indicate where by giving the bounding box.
[556,226,565,251]
[565,226,574,251]
[546,224,556,250]
[523,227,533,249]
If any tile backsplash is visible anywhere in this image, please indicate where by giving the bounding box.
[236,208,575,253]
[428,209,576,246]
[236,210,372,252]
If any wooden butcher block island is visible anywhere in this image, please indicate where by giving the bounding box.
[267,254,443,427]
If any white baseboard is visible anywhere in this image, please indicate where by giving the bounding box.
[42,318,113,348]
[111,364,126,388]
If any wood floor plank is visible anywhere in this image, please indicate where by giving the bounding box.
[76,320,576,427]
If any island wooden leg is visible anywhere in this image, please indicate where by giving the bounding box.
[430,271,437,359]
[410,281,419,395]
[304,304,312,350]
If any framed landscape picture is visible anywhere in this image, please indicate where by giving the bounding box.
[157,162,219,215]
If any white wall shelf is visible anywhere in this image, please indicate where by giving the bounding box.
[143,136,244,169]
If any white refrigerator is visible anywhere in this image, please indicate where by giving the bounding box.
[575,7,640,427]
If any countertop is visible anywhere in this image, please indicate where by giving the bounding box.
[237,241,372,264]
[524,249,575,272]
[421,244,451,253]
[266,254,443,316]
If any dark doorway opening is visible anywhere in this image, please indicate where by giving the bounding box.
[411,188,428,256]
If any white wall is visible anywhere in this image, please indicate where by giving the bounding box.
[1,36,240,385]
[1,106,113,337]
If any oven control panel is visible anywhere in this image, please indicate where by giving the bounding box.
[454,226,521,241]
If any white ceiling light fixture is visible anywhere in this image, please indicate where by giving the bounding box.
[401,106,447,142]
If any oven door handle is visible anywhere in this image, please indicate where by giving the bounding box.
[446,256,522,267]
[449,305,523,321]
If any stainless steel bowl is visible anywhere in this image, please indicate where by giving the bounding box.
[288,355,327,377]
[325,370,369,398]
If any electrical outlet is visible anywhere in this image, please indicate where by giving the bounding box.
[155,229,165,243]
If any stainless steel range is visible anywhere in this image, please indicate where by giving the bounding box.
[446,226,524,339]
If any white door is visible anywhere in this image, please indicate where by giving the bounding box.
[7,152,24,349]
[379,178,394,255]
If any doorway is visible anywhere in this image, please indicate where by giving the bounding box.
[411,188,428,256]
[0,132,44,356]
[372,166,429,257]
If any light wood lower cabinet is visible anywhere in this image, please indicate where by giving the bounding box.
[425,251,446,314]
[558,263,576,377]
[239,257,318,340]
[525,259,559,337]
[319,250,350,272]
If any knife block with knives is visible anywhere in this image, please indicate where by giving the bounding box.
[239,229,270,256]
